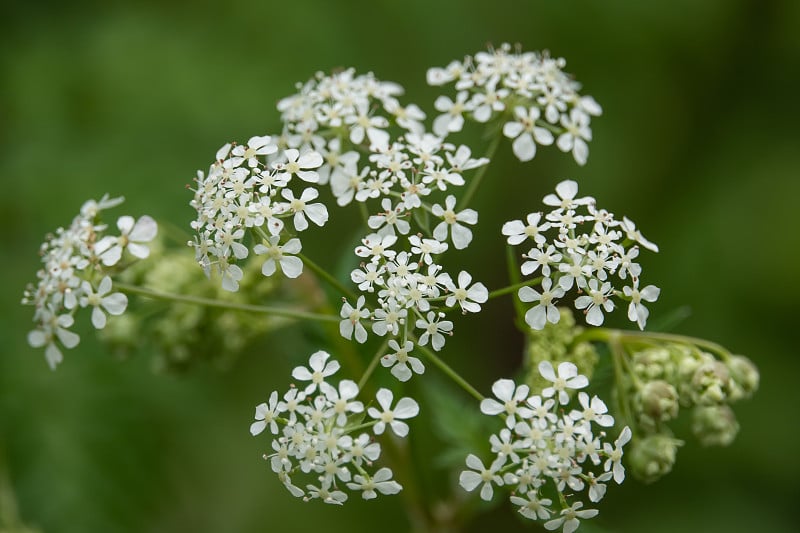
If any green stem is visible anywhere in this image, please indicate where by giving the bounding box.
[574,328,733,361]
[416,343,484,402]
[488,277,543,300]
[609,333,637,432]
[297,253,357,300]
[358,338,390,390]
[115,282,339,323]
[505,245,527,330]
[460,132,502,209]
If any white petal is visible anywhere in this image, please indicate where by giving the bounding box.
[101,293,128,315]
[280,256,303,278]
[129,216,158,242]
[512,133,536,162]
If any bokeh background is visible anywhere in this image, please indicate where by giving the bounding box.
[2,0,799,531]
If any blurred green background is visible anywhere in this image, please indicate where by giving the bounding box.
[2,0,799,531]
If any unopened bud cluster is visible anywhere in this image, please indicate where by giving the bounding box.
[624,344,758,481]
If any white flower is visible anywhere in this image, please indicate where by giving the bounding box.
[368,198,411,237]
[571,392,614,427]
[603,426,632,484]
[544,501,599,533]
[216,256,243,292]
[502,106,554,161]
[574,279,614,326]
[480,379,533,429]
[409,235,448,265]
[79,276,128,329]
[250,391,281,436]
[371,301,406,336]
[502,212,550,246]
[232,135,277,167]
[432,91,471,136]
[445,271,488,313]
[459,454,505,501]
[346,467,402,499]
[275,148,323,183]
[431,195,478,250]
[323,379,364,426]
[521,245,562,278]
[624,282,661,330]
[367,388,419,437]
[518,278,564,330]
[381,339,425,382]
[96,215,158,266]
[620,216,659,253]
[355,233,397,263]
[415,311,453,351]
[510,491,553,520]
[27,311,79,369]
[339,296,370,343]
[543,180,592,212]
[351,262,385,293]
[538,361,589,405]
[280,187,328,231]
[556,109,593,166]
[291,350,340,395]
[253,237,304,279]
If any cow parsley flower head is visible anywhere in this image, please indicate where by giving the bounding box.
[251,352,413,504]
[460,369,630,533]
[428,44,601,165]
[22,195,155,369]
[504,179,660,330]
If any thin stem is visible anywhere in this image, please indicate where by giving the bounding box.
[297,253,357,300]
[115,282,339,323]
[609,332,637,433]
[488,277,543,300]
[460,132,502,209]
[574,328,733,361]
[416,343,484,402]
[358,338,390,390]
[505,245,527,330]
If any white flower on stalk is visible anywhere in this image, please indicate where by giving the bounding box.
[291,350,340,395]
[78,276,128,329]
[623,282,660,330]
[432,91,471,136]
[502,212,550,246]
[371,301,406,337]
[351,262,385,293]
[510,491,553,521]
[518,278,564,330]
[323,379,364,426]
[232,135,278,167]
[445,271,488,313]
[459,454,505,501]
[603,426,632,484]
[339,296,370,343]
[556,109,593,166]
[544,501,599,533]
[543,180,593,212]
[253,237,304,279]
[355,233,397,263]
[538,361,589,405]
[368,198,411,237]
[27,311,80,369]
[521,245,562,278]
[502,106,554,162]
[280,187,328,232]
[250,391,281,436]
[620,216,659,253]
[216,256,243,292]
[431,195,478,250]
[346,468,402,500]
[381,339,425,382]
[480,379,533,429]
[408,235,448,265]
[367,388,419,437]
[274,148,323,183]
[96,215,158,266]
[571,392,614,427]
[415,311,453,352]
[574,279,615,326]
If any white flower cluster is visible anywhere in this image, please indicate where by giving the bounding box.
[189,139,327,291]
[427,43,602,165]
[460,361,631,533]
[250,351,419,504]
[504,179,660,330]
[22,195,157,368]
[278,67,425,155]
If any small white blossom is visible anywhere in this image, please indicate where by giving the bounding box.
[538,361,589,405]
[253,237,304,279]
[367,388,419,437]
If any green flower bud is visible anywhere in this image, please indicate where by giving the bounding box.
[691,405,739,447]
[727,355,759,401]
[635,380,679,430]
[631,347,675,382]
[690,360,731,406]
[629,434,682,484]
